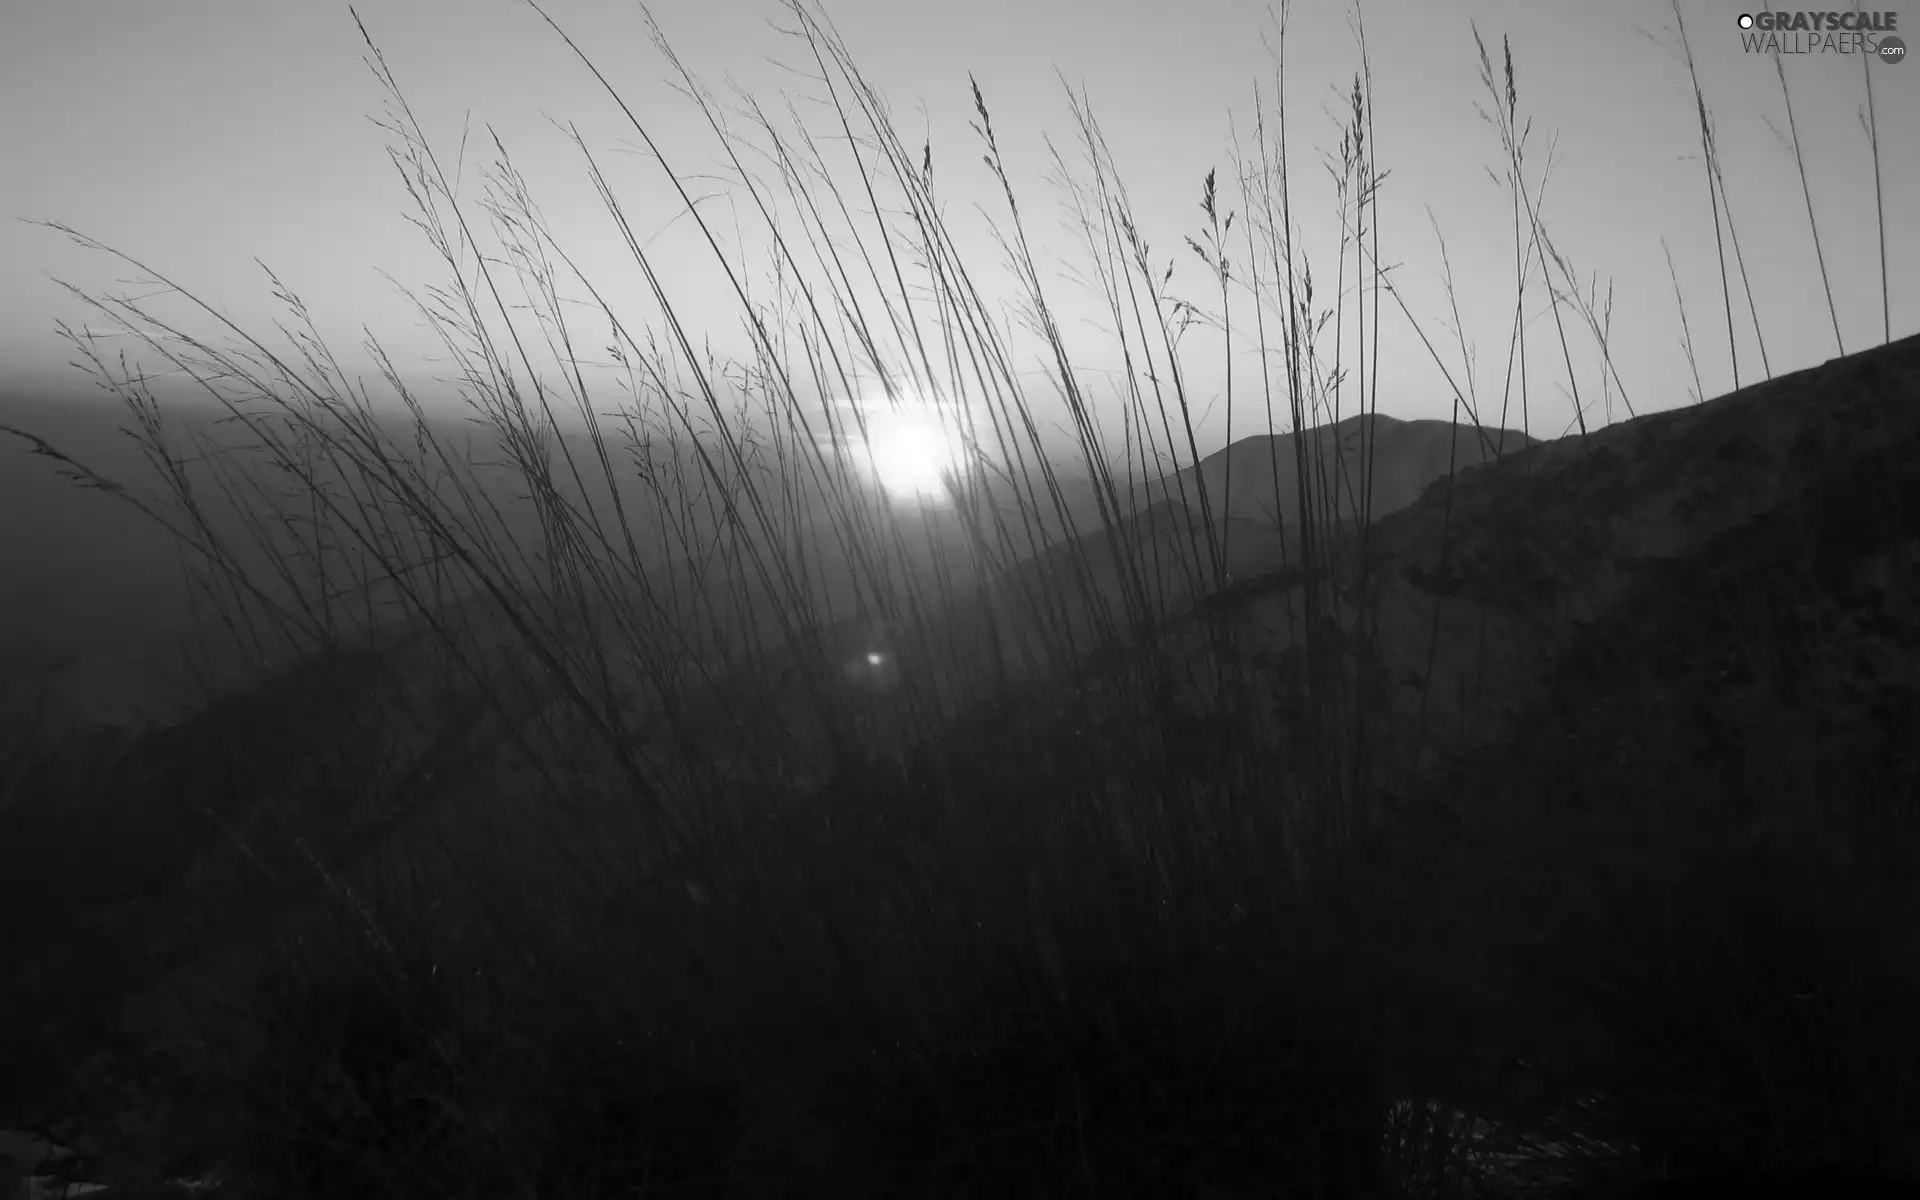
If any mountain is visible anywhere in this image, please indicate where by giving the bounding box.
[961,414,1533,677]
[1140,410,1536,527]
[5,332,1916,1187]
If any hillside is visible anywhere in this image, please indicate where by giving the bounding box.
[2,337,1916,1192]
[903,331,1920,1178]
[1141,411,1537,526]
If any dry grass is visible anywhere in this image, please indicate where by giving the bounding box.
[0,1,1910,1197]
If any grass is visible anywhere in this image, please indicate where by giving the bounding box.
[0,0,1913,1196]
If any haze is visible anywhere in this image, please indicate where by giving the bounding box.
[2,0,1912,726]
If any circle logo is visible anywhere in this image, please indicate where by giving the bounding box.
[1879,35,1907,64]
[1738,14,1755,29]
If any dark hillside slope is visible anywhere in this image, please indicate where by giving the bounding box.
[1124,329,1920,813]
[891,331,1920,1184]
[4,336,1914,1191]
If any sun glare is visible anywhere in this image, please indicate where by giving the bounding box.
[858,407,962,500]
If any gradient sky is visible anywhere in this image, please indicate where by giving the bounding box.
[4,0,1912,450]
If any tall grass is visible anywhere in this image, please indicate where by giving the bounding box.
[1,0,1912,1196]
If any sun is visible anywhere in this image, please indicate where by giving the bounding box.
[857,407,963,500]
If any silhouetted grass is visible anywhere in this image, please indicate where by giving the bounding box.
[1,1,1913,1197]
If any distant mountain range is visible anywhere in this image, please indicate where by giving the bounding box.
[959,413,1535,674]
[2,393,1534,737]
[1138,411,1535,526]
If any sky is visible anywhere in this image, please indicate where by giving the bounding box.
[1,0,1914,722]
[4,0,1913,442]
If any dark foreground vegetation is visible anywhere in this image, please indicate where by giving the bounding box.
[2,2,1914,1196]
